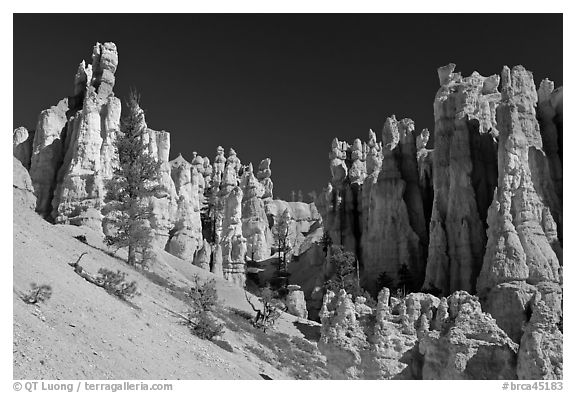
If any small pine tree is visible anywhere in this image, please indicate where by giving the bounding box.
[397,263,414,297]
[188,275,219,312]
[324,246,375,305]
[184,275,223,340]
[104,90,162,266]
[319,231,333,257]
[376,271,395,292]
[324,245,358,294]
[273,209,293,274]
[97,268,140,300]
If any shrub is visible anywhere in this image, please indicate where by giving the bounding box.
[97,268,140,300]
[74,234,87,244]
[186,310,223,340]
[182,276,223,340]
[188,275,219,312]
[22,283,52,304]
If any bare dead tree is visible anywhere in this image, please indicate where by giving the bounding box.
[244,289,282,332]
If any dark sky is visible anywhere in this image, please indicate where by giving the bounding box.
[13,14,562,200]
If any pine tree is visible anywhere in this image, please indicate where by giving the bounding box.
[273,208,293,273]
[104,90,161,266]
[319,231,333,257]
[324,245,358,294]
[397,263,414,297]
[376,271,395,292]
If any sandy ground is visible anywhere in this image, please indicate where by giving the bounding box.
[13,199,323,380]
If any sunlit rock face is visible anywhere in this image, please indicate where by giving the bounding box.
[13,126,34,170]
[240,163,272,261]
[167,154,203,261]
[476,66,562,346]
[422,64,500,296]
[23,42,120,230]
[517,298,563,379]
[318,289,518,380]
[199,147,249,286]
[419,291,518,380]
[50,43,121,232]
[13,156,37,210]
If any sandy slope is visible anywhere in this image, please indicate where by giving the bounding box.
[13,200,322,380]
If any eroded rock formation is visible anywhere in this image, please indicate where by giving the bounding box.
[240,163,272,261]
[29,98,69,217]
[423,64,500,295]
[51,43,121,231]
[13,127,34,170]
[14,42,563,372]
[361,116,427,292]
[476,66,562,344]
[167,154,203,261]
[419,291,518,379]
[317,116,428,294]
[285,285,308,319]
[517,298,563,379]
[319,289,519,379]
[13,157,37,210]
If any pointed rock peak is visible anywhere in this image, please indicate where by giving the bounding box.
[482,74,501,95]
[438,63,456,86]
[501,66,512,101]
[538,78,555,102]
[169,153,190,168]
[368,129,378,147]
[399,118,415,138]
[191,152,204,166]
[501,65,511,86]
[259,157,271,170]
[382,115,400,150]
[228,148,237,157]
[501,65,537,102]
[416,128,430,150]
[331,137,340,149]
[281,208,292,220]
[13,126,29,145]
